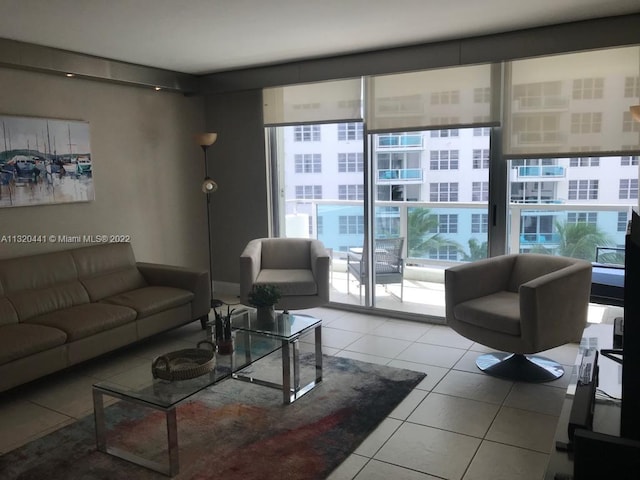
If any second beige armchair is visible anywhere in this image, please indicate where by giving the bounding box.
[240,238,331,311]
[445,253,592,382]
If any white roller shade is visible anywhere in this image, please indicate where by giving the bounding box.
[366,63,498,132]
[263,78,362,126]
[503,45,640,158]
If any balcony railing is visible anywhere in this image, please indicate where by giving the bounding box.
[377,168,423,182]
[511,198,564,204]
[513,96,569,111]
[283,199,630,318]
[515,131,567,145]
[515,165,565,178]
[520,233,561,244]
[285,199,632,265]
[377,134,423,148]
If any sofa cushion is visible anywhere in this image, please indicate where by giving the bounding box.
[25,303,137,341]
[261,239,311,270]
[80,267,148,302]
[256,269,318,296]
[454,290,521,336]
[0,323,67,365]
[0,250,91,321]
[102,286,194,319]
[8,282,90,322]
[0,298,18,326]
[70,243,148,301]
[70,242,138,275]
[0,250,79,294]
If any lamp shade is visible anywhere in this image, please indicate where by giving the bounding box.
[195,133,218,147]
[631,105,640,123]
[202,177,218,193]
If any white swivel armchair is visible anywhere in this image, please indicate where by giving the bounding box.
[445,253,592,382]
[240,238,330,311]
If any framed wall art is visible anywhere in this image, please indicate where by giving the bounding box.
[0,114,93,208]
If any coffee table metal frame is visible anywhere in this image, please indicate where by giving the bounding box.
[232,311,323,404]
[92,310,322,476]
[93,386,180,476]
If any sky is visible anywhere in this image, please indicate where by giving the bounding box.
[0,115,91,156]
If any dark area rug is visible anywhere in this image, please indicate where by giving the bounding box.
[0,354,425,480]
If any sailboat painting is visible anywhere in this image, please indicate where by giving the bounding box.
[0,114,93,208]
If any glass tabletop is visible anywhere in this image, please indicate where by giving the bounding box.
[93,329,281,410]
[93,310,322,410]
[231,309,321,339]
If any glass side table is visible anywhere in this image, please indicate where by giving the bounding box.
[229,309,323,405]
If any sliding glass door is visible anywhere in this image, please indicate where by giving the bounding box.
[369,128,490,315]
[269,122,367,307]
[264,44,640,321]
[269,123,491,318]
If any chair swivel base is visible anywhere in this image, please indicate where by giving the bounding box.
[475,352,564,383]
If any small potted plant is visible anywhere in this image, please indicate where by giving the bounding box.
[248,284,281,326]
[213,305,235,354]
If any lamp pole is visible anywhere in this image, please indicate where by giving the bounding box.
[196,133,222,310]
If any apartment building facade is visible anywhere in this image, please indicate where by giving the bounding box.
[270,46,640,265]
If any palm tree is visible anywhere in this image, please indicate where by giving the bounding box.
[461,238,488,261]
[554,220,612,261]
[407,208,463,257]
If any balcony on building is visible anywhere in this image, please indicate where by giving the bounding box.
[511,164,566,181]
[376,133,423,149]
[512,95,570,112]
[377,168,423,183]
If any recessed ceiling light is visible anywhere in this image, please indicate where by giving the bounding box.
[66,73,75,77]
[154,86,162,91]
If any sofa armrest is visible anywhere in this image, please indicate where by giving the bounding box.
[519,261,592,348]
[239,239,263,304]
[136,262,210,319]
[310,240,331,301]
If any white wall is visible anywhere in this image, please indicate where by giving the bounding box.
[0,67,209,270]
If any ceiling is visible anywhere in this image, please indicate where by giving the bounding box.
[1,0,639,75]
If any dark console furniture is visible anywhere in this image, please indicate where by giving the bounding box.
[590,264,624,307]
[545,324,624,479]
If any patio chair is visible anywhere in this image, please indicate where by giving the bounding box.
[347,237,405,302]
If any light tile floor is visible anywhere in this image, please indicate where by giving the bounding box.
[0,305,581,480]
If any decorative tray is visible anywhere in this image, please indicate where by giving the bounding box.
[151,340,216,381]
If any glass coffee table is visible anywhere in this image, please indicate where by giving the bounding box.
[92,309,322,476]
[231,310,323,405]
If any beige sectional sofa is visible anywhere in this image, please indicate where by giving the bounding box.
[0,242,210,392]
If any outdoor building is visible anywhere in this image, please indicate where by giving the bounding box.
[280,125,636,259]
[276,58,640,272]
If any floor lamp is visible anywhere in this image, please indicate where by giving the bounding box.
[195,132,223,310]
